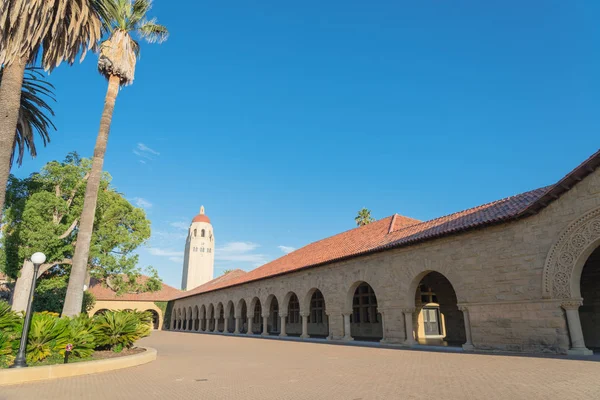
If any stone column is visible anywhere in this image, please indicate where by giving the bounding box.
[342,312,353,341]
[403,308,416,346]
[262,315,269,336]
[458,306,475,351]
[224,317,229,334]
[279,314,287,337]
[562,300,593,356]
[300,313,309,339]
[213,317,218,332]
[234,317,240,334]
[247,318,254,335]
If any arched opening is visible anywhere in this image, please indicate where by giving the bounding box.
[93,309,109,317]
[200,305,206,331]
[217,303,225,332]
[226,301,235,333]
[146,309,160,330]
[208,304,215,332]
[177,309,182,330]
[239,300,248,333]
[580,245,600,352]
[251,298,262,334]
[193,306,199,331]
[307,289,328,338]
[350,282,382,341]
[267,296,279,335]
[413,271,465,347]
[187,307,193,331]
[201,229,205,237]
[182,309,188,331]
[285,293,301,336]
[171,314,177,330]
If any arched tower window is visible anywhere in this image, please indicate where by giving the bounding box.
[201,229,205,237]
[193,229,197,237]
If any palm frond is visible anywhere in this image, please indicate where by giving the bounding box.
[137,19,168,44]
[0,0,102,70]
[0,66,57,167]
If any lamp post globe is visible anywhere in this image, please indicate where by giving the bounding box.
[10,252,46,368]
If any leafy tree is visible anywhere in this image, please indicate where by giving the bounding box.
[33,274,96,314]
[64,0,168,317]
[355,208,375,227]
[0,0,101,223]
[222,269,234,275]
[0,153,160,312]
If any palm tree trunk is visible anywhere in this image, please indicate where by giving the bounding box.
[0,58,27,220]
[62,74,120,317]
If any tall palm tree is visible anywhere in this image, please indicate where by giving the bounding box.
[0,67,57,167]
[0,0,101,221]
[62,0,168,316]
[355,208,375,227]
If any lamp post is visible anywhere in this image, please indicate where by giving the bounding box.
[10,252,46,368]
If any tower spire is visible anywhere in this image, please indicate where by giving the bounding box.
[200,205,205,214]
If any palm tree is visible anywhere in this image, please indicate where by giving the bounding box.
[62,0,168,316]
[0,0,102,221]
[0,67,57,167]
[355,208,375,227]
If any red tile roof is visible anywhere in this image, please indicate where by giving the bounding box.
[174,269,247,299]
[88,275,182,302]
[174,149,600,301]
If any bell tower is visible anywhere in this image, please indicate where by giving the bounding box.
[181,206,215,290]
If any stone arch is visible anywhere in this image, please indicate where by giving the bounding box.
[250,297,262,334]
[265,294,279,334]
[182,308,188,331]
[216,302,225,332]
[237,298,248,333]
[346,281,382,341]
[187,306,193,331]
[303,288,328,338]
[200,305,207,331]
[177,308,182,330]
[281,291,301,336]
[193,305,199,331]
[146,309,160,330]
[543,207,600,299]
[208,304,215,331]
[226,300,235,333]
[407,270,467,347]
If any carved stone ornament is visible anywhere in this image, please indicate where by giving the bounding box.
[543,207,600,299]
[561,299,583,310]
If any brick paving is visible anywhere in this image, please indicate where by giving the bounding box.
[2,331,600,400]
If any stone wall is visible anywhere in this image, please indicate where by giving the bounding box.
[169,167,600,353]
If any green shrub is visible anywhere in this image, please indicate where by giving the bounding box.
[26,312,69,363]
[0,300,22,332]
[0,300,22,367]
[63,314,97,358]
[93,310,150,351]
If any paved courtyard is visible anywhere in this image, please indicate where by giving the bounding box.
[2,331,600,400]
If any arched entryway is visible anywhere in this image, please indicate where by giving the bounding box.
[217,303,225,332]
[284,292,301,337]
[208,304,215,332]
[348,282,382,341]
[412,271,465,347]
[238,299,248,333]
[579,245,600,351]
[182,308,188,331]
[193,305,199,331]
[177,309,182,330]
[187,307,193,331]
[200,305,207,331]
[306,289,328,338]
[147,309,160,330]
[250,298,262,334]
[226,301,235,333]
[266,295,279,335]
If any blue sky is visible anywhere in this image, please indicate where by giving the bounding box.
[11,1,600,288]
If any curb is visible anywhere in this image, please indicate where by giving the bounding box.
[0,347,157,386]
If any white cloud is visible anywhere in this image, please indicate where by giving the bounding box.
[137,143,160,155]
[215,242,268,264]
[153,230,187,241]
[278,245,295,254]
[133,197,152,209]
[148,248,183,257]
[169,256,183,263]
[170,221,189,230]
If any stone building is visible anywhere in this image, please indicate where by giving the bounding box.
[87,276,181,330]
[166,149,600,355]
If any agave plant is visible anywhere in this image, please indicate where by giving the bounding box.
[26,312,69,363]
[0,300,22,332]
[63,314,97,358]
[93,310,149,351]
